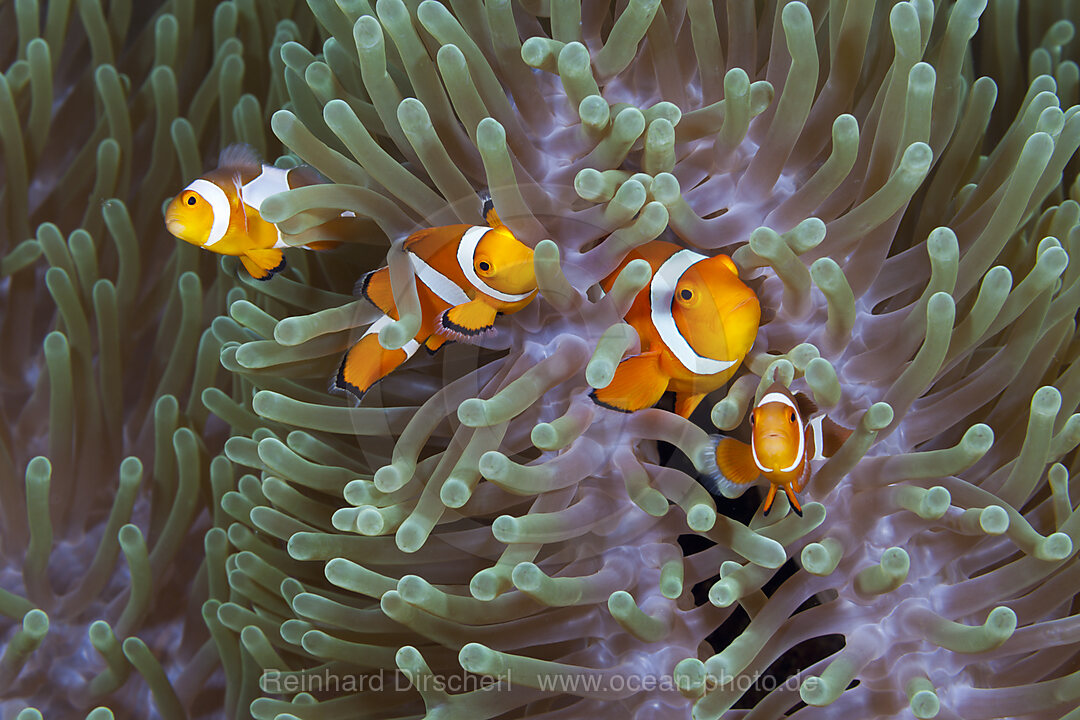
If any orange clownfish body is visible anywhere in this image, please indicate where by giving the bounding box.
[164,144,347,280]
[335,199,537,400]
[707,383,852,516]
[590,241,761,418]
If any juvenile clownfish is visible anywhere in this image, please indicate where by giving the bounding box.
[334,198,537,400]
[164,144,349,280]
[704,383,852,516]
[590,241,760,418]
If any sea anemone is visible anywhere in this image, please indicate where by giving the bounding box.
[2,1,1080,719]
[0,0,322,717]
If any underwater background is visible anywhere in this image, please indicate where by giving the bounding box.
[2,0,1080,718]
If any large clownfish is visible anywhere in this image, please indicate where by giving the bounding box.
[704,383,852,516]
[590,241,760,418]
[164,145,349,280]
[335,198,537,400]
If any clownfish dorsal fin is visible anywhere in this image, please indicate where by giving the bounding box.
[794,392,817,420]
[479,190,503,228]
[403,224,471,256]
[218,143,262,170]
[355,267,396,316]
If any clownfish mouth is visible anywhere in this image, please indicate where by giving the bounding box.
[165,217,185,238]
[730,297,757,312]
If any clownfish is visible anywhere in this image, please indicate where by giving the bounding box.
[590,241,760,418]
[704,383,852,516]
[334,198,537,400]
[164,144,349,280]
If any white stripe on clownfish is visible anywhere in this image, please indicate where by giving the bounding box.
[239,165,291,212]
[186,179,232,247]
[650,249,740,376]
[408,251,471,306]
[809,414,827,461]
[457,226,534,303]
[751,434,768,473]
[362,314,420,357]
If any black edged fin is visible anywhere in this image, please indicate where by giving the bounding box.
[588,352,670,414]
[588,389,635,413]
[333,353,369,402]
[354,267,396,315]
[355,269,376,301]
[423,334,449,354]
[241,248,286,281]
[218,143,262,170]
[784,484,804,517]
[795,392,818,420]
[438,299,499,338]
[240,254,286,281]
[479,189,503,228]
[761,484,779,515]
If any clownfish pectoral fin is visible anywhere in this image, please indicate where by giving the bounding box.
[821,417,854,457]
[334,332,410,400]
[240,248,286,280]
[355,267,396,316]
[783,483,804,517]
[674,393,707,419]
[439,298,499,338]
[712,438,761,487]
[423,333,449,353]
[589,352,668,414]
[761,484,780,515]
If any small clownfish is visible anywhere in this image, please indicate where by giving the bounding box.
[705,383,852,516]
[590,240,761,419]
[164,144,348,280]
[334,198,537,400]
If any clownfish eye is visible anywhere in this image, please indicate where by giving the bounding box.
[186,195,197,206]
[478,261,491,272]
[680,288,693,301]
[790,412,797,423]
